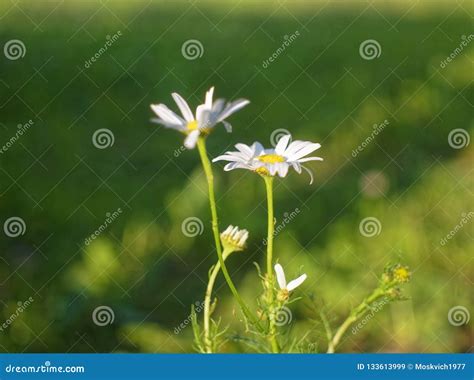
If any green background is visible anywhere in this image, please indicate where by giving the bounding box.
[0,0,472,353]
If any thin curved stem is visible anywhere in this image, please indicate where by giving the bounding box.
[264,176,279,353]
[196,137,262,332]
[203,249,231,353]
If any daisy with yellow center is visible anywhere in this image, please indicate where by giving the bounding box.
[150,87,250,149]
[212,134,323,183]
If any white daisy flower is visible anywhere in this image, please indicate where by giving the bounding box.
[220,225,249,252]
[274,263,307,301]
[150,87,250,149]
[212,134,323,184]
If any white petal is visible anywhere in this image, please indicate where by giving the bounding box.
[277,163,289,177]
[222,120,232,133]
[283,140,309,156]
[287,274,307,291]
[150,118,185,131]
[172,93,194,122]
[301,165,314,184]
[212,153,247,162]
[275,134,291,155]
[274,264,287,289]
[235,143,254,158]
[296,157,323,162]
[217,99,250,122]
[184,130,200,149]
[288,143,321,161]
[150,104,185,125]
[251,142,265,155]
[205,87,214,109]
[196,105,211,129]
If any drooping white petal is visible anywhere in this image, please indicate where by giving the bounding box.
[217,99,250,122]
[286,274,307,291]
[172,93,194,122]
[274,264,287,289]
[275,134,291,155]
[301,165,314,184]
[222,120,232,133]
[184,130,200,149]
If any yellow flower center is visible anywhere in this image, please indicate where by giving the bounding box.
[394,267,410,283]
[186,120,199,131]
[258,154,285,163]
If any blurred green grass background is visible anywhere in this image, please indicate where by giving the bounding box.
[0,0,472,353]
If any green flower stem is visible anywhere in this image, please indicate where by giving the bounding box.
[203,248,231,353]
[263,176,279,353]
[327,288,385,353]
[196,137,262,331]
